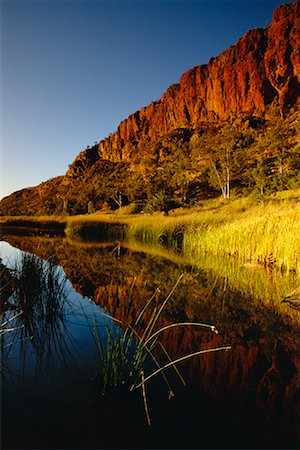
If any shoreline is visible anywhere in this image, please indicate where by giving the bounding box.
[1,189,299,274]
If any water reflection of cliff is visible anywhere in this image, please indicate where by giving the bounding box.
[1,234,299,446]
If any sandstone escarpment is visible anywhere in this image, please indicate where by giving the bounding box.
[1,2,299,215]
[65,2,300,171]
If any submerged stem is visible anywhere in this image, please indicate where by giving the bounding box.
[141,370,152,426]
[144,322,218,347]
[143,274,184,342]
[134,346,231,389]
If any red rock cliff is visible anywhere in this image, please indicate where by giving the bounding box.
[67,1,299,171]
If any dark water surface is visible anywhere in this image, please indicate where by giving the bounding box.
[0,235,299,449]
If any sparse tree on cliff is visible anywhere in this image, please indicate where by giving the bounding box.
[248,117,300,193]
[192,125,254,199]
[257,118,297,174]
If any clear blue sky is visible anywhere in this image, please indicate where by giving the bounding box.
[1,0,284,199]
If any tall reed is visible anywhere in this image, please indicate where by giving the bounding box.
[88,274,230,425]
[1,253,72,370]
[183,204,300,273]
[65,189,300,274]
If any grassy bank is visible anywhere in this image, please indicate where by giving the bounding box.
[183,192,300,274]
[0,216,67,235]
[66,189,300,274]
[1,189,300,274]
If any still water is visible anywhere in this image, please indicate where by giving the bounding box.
[1,234,299,449]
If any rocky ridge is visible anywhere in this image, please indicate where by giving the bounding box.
[1,2,299,215]
[67,1,300,174]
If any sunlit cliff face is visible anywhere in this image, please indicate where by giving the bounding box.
[1,2,299,217]
[90,2,300,165]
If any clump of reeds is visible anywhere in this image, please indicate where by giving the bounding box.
[89,274,230,425]
[183,202,300,273]
[0,311,24,338]
[0,262,24,348]
[11,252,68,313]
[1,252,71,368]
[64,189,300,274]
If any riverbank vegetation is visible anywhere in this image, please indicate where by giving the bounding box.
[65,188,300,274]
[87,275,229,426]
[1,188,299,274]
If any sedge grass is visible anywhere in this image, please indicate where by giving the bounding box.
[1,252,72,369]
[183,201,300,273]
[88,274,230,425]
[63,189,300,273]
[3,189,300,273]
[0,311,24,337]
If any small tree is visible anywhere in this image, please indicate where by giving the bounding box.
[63,198,69,214]
[192,122,265,197]
[113,191,123,209]
[256,118,296,176]
[193,125,246,199]
[145,188,174,215]
[250,158,270,202]
[88,200,95,214]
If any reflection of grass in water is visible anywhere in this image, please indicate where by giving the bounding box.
[89,274,230,425]
[64,189,300,274]
[65,214,300,321]
[66,236,300,314]
[188,252,300,323]
[1,253,71,370]
[122,239,300,325]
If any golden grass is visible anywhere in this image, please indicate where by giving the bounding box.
[64,234,300,325]
[2,189,300,274]
[126,189,300,274]
[0,215,67,225]
[184,200,300,273]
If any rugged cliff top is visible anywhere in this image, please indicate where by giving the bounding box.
[63,1,299,176]
[1,1,299,215]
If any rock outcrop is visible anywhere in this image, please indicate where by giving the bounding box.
[1,2,299,214]
[67,1,300,172]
